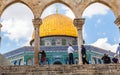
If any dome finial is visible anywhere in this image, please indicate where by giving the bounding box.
[56,4,58,14]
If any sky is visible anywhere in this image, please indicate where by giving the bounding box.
[0,3,120,54]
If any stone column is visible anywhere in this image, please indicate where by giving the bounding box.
[115,15,120,59]
[32,18,42,66]
[0,24,2,47]
[114,15,120,32]
[74,18,85,64]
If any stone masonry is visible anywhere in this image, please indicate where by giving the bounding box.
[0,54,10,66]
[0,64,120,75]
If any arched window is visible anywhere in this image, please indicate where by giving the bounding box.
[52,39,56,45]
[13,60,17,65]
[40,40,45,46]
[92,57,97,64]
[65,57,69,64]
[27,58,33,65]
[72,39,77,45]
[19,59,24,65]
[62,39,66,45]
[98,58,102,64]
[46,58,50,65]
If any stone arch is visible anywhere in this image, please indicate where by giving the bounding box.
[80,1,118,18]
[40,1,75,17]
[1,1,34,17]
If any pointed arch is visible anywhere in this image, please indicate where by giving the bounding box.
[1,1,34,17]
[40,1,75,17]
[81,1,118,17]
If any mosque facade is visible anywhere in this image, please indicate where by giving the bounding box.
[4,45,114,65]
[4,14,115,65]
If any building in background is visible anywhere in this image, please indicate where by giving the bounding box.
[4,45,115,65]
[4,14,115,65]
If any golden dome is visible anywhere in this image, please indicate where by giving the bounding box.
[40,14,78,37]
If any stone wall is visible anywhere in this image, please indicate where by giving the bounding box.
[0,54,11,66]
[0,64,120,75]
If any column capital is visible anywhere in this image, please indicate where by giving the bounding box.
[32,18,42,28]
[114,15,120,27]
[73,18,85,30]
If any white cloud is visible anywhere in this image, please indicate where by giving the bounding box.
[1,3,34,45]
[60,5,75,19]
[41,3,75,19]
[2,19,33,41]
[65,9,75,19]
[82,3,110,18]
[1,3,33,20]
[41,4,55,18]
[21,39,31,46]
[91,38,118,53]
